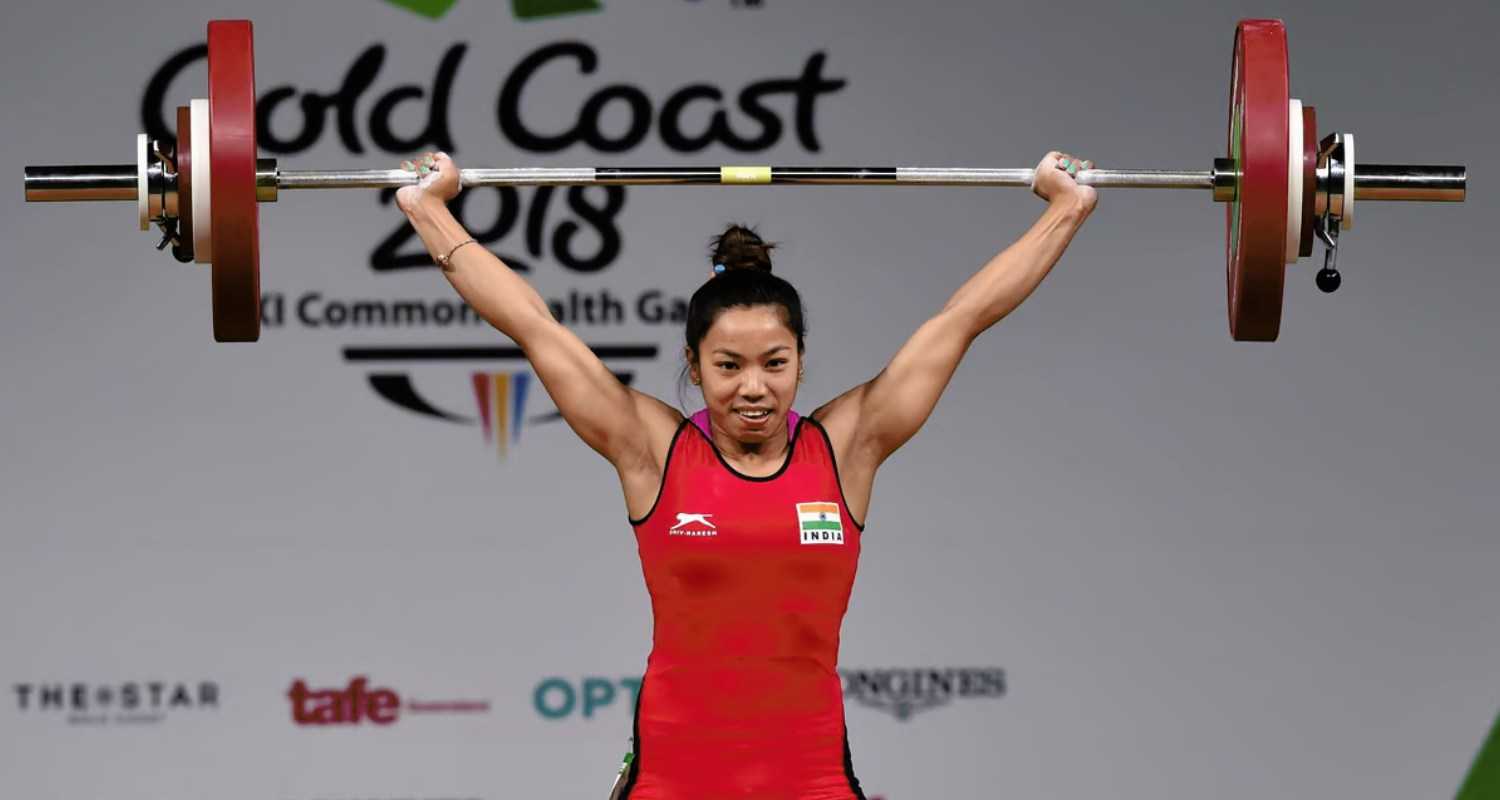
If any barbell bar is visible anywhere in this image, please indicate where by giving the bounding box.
[24,163,1467,194]
[21,19,1467,343]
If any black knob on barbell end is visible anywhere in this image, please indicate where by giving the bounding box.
[1316,268,1342,293]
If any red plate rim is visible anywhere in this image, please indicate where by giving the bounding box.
[208,19,261,342]
[1300,105,1318,258]
[175,105,195,261]
[1226,19,1290,342]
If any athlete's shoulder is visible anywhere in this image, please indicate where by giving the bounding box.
[628,389,688,458]
[808,383,868,460]
[809,382,866,421]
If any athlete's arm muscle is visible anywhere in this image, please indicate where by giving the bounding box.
[407,200,681,479]
[514,317,682,468]
[817,193,1094,504]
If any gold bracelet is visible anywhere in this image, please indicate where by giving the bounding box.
[435,238,477,271]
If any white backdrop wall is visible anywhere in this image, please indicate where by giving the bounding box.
[2,1,1496,799]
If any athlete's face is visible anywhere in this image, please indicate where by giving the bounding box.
[690,305,803,442]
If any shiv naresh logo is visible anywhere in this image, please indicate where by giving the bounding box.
[668,512,717,536]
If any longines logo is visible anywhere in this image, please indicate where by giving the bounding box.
[12,681,220,725]
[840,667,1006,721]
[289,675,490,726]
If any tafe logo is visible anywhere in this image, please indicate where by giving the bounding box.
[288,676,400,725]
[288,675,489,725]
[669,512,717,537]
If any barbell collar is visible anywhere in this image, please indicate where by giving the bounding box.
[256,159,278,202]
[24,159,280,204]
[1213,157,1238,202]
[25,165,137,202]
[1347,164,1466,202]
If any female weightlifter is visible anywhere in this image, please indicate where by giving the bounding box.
[394,149,1096,799]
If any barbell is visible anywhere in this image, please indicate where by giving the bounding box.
[22,19,1467,343]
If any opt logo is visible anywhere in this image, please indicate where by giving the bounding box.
[534,676,640,719]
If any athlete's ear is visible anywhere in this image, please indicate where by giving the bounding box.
[684,346,701,386]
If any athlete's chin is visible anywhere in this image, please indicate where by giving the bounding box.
[730,411,779,436]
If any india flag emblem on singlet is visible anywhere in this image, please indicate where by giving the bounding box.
[796,502,844,545]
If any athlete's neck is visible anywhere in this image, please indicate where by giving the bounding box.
[692,409,798,473]
[713,422,789,464]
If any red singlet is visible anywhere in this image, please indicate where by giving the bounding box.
[618,412,867,799]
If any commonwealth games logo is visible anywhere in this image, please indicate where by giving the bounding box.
[345,343,655,463]
[472,371,532,458]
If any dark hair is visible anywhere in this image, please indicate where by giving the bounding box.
[678,224,807,395]
[686,224,806,355]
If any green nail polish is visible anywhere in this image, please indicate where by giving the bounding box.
[1059,158,1070,168]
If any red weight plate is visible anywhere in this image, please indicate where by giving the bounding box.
[175,105,195,261]
[1299,105,1317,258]
[1225,19,1290,341]
[208,19,260,342]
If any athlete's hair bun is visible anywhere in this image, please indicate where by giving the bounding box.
[709,224,776,274]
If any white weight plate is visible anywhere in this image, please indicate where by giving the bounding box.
[1342,132,1355,230]
[191,99,213,263]
[1285,99,1303,263]
[137,133,149,231]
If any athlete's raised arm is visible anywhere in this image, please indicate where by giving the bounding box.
[815,152,1097,502]
[394,153,681,489]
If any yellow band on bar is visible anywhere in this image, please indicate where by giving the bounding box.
[721,166,772,185]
